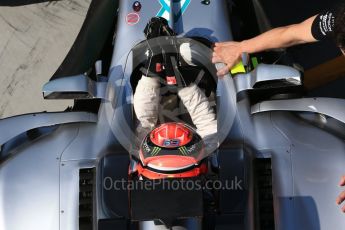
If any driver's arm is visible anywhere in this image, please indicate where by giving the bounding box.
[212,15,317,76]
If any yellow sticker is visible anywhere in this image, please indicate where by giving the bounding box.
[230,61,246,74]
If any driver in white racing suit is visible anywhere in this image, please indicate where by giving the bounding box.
[133,17,218,154]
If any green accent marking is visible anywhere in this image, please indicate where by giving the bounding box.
[230,61,246,75]
[181,146,189,156]
[179,147,186,156]
[156,147,161,156]
[183,146,188,156]
[153,147,158,156]
[151,147,161,156]
[251,57,259,68]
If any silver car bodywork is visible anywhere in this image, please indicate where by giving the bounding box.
[1,0,344,229]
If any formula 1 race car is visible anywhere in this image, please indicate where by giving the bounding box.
[1,1,345,230]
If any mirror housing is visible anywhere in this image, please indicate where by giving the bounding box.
[42,75,107,100]
[233,64,302,94]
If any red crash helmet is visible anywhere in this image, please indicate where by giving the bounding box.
[138,122,207,179]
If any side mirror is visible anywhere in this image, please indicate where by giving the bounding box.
[42,74,107,100]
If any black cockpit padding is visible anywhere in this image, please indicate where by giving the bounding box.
[130,178,203,222]
[98,219,129,230]
[218,148,246,214]
[100,153,130,218]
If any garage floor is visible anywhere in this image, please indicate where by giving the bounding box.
[0,0,91,118]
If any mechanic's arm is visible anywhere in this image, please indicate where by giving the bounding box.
[212,15,318,76]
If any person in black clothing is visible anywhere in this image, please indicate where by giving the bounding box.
[212,6,345,76]
[212,4,345,212]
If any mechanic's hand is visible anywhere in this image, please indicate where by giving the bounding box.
[336,175,345,212]
[212,41,243,77]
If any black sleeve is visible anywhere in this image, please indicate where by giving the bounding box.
[311,9,336,41]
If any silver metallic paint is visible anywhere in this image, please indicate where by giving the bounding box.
[252,97,345,123]
[0,0,344,229]
[233,64,301,93]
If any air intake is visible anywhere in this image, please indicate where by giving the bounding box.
[79,168,95,230]
[254,158,275,230]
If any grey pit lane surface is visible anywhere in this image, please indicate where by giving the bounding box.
[0,0,91,118]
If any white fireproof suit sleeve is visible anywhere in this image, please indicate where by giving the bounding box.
[133,76,160,142]
[178,84,218,154]
[134,75,218,153]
